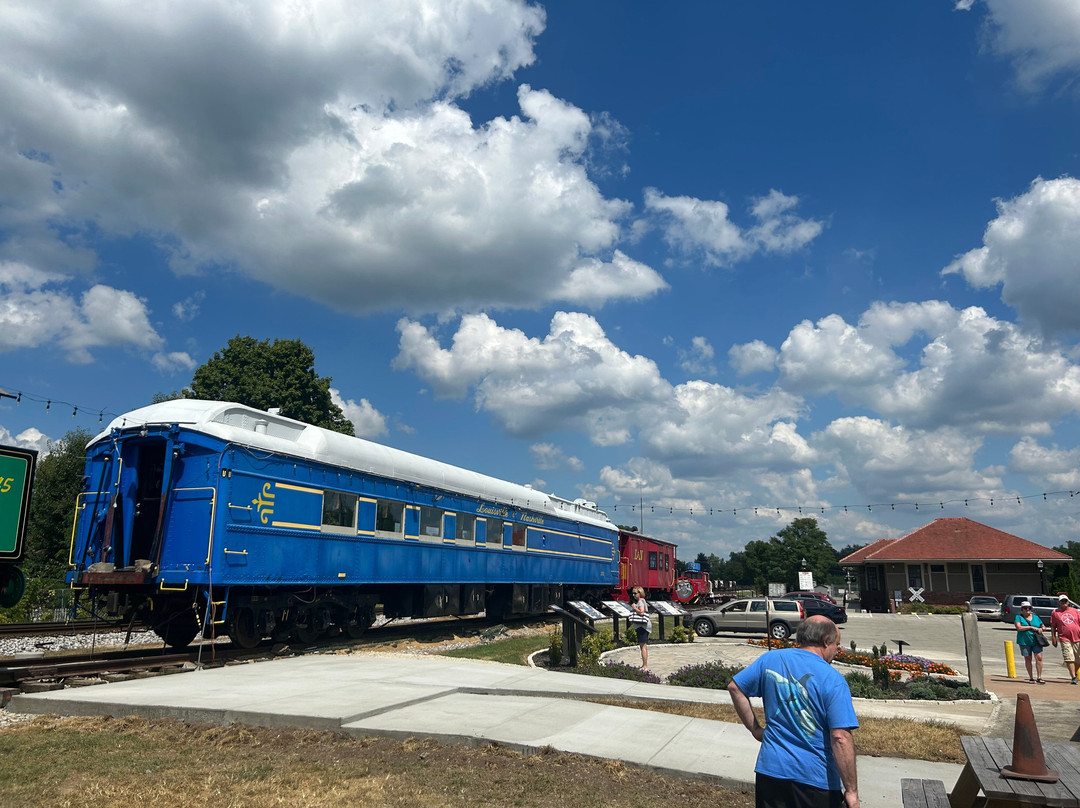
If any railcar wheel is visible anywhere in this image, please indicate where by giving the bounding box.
[343,604,374,639]
[152,612,200,649]
[693,618,715,637]
[292,609,320,644]
[769,621,790,640]
[227,607,262,650]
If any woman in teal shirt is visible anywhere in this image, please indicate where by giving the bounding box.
[1015,601,1046,683]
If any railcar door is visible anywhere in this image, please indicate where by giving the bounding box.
[128,440,166,565]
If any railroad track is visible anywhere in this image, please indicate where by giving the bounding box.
[0,612,554,687]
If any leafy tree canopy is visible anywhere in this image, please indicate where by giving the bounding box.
[729,518,839,594]
[188,336,354,436]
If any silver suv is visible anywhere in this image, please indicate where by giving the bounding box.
[1001,594,1079,623]
[690,597,805,640]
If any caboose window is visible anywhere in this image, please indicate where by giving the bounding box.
[511,524,526,549]
[321,491,357,535]
[375,499,404,537]
[419,505,444,542]
[456,513,476,544]
[649,551,658,570]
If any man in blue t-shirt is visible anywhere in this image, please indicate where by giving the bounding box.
[727,614,859,808]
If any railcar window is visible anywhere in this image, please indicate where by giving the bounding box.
[419,505,443,542]
[322,491,357,535]
[511,524,526,550]
[375,499,404,537]
[485,518,504,547]
[649,551,658,570]
[456,513,476,544]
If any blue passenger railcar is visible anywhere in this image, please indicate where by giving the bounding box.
[67,401,619,648]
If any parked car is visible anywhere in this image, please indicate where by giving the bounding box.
[1001,594,1080,624]
[784,590,838,605]
[798,596,847,624]
[966,595,1002,621]
[689,597,805,639]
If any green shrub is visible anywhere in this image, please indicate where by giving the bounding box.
[666,661,741,689]
[871,660,891,689]
[622,626,639,647]
[578,629,616,668]
[547,629,563,667]
[669,623,693,644]
[845,671,886,699]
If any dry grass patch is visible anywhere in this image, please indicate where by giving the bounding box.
[0,715,754,808]
[587,698,971,764]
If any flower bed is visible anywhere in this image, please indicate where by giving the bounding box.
[746,638,958,676]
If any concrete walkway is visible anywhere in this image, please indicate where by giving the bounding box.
[11,651,961,808]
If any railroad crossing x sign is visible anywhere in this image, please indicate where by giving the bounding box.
[908,586,925,603]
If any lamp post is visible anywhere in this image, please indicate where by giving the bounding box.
[1038,560,1046,596]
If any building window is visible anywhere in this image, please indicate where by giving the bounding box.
[649,551,658,570]
[971,564,986,593]
[418,505,443,541]
[907,565,923,589]
[375,499,404,537]
[930,564,945,573]
[456,513,476,544]
[321,491,357,534]
[866,566,880,591]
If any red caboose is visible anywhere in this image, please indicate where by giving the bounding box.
[615,531,676,601]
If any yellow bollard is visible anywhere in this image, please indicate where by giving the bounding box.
[1005,640,1016,679]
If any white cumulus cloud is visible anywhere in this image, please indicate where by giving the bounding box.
[0,2,670,316]
[943,176,1080,337]
[642,187,824,267]
[330,388,388,439]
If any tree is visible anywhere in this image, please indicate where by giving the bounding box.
[1,428,92,620]
[188,336,354,435]
[836,543,866,562]
[731,518,839,593]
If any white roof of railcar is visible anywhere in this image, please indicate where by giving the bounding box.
[94,401,613,530]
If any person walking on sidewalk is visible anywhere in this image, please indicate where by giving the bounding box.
[1014,601,1046,684]
[1050,593,1080,684]
[728,615,859,808]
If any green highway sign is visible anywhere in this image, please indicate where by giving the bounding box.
[0,444,37,562]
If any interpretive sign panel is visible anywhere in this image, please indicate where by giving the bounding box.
[649,600,687,617]
[602,600,633,617]
[568,600,605,621]
[0,445,37,562]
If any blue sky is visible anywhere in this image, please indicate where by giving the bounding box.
[4,1,1080,562]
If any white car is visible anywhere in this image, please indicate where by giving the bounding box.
[966,595,1002,621]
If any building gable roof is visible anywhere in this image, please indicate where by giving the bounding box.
[839,517,1071,563]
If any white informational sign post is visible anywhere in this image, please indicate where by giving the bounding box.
[798,571,814,591]
[768,582,785,597]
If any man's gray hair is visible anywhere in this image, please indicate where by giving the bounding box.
[796,615,839,648]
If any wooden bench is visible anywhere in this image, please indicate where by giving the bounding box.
[900,778,950,808]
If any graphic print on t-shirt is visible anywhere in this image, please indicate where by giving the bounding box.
[766,667,817,737]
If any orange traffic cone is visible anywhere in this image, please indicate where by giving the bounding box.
[1001,693,1059,783]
